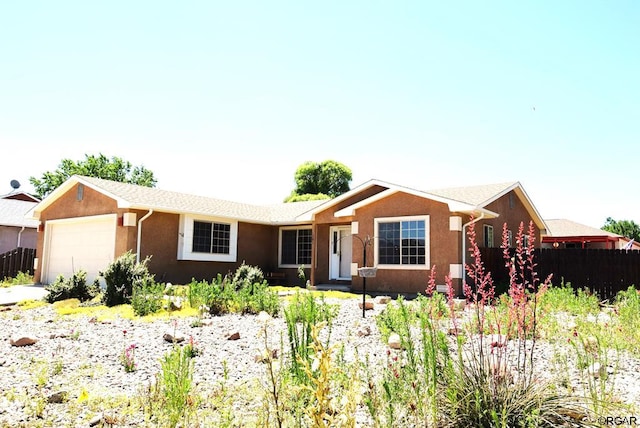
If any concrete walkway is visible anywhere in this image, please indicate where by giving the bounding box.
[0,284,48,306]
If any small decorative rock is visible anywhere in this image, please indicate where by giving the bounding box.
[10,333,38,347]
[388,333,402,349]
[47,391,68,404]
[357,325,371,337]
[374,296,392,304]
[227,332,241,341]
[88,413,103,427]
[358,301,375,310]
[200,319,214,327]
[163,331,185,343]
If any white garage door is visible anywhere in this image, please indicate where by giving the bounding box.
[43,214,117,284]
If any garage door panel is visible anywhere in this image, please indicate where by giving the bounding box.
[45,216,116,284]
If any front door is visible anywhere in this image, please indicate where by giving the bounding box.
[329,226,352,280]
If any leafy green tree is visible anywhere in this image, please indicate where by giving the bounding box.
[602,217,640,241]
[30,153,157,199]
[285,160,352,202]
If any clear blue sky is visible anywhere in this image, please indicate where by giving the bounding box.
[1,1,638,228]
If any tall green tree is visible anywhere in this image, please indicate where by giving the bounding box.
[285,160,352,202]
[602,217,640,241]
[30,153,157,199]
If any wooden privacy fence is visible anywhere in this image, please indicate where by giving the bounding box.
[0,247,36,280]
[480,248,640,301]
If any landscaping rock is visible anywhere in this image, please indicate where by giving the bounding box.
[357,325,371,337]
[47,391,68,404]
[88,413,103,427]
[10,333,38,347]
[227,332,240,341]
[388,333,402,349]
[358,301,375,310]
[163,331,185,343]
[374,296,391,304]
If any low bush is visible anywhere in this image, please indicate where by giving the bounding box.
[101,251,155,307]
[232,262,264,290]
[187,264,281,317]
[45,270,99,303]
[131,277,165,316]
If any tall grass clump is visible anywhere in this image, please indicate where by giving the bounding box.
[259,311,359,428]
[614,286,640,353]
[284,292,338,384]
[141,345,197,427]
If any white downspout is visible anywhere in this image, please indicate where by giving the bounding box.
[17,226,25,247]
[461,212,485,293]
[136,210,154,263]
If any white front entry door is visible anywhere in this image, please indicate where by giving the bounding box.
[329,226,352,280]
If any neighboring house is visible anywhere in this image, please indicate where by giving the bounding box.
[542,219,640,250]
[1,190,40,203]
[0,199,39,253]
[28,176,547,295]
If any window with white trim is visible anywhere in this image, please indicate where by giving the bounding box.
[484,225,494,248]
[279,227,312,267]
[375,216,429,268]
[193,221,231,254]
[178,215,238,262]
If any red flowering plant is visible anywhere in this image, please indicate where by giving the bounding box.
[120,330,137,373]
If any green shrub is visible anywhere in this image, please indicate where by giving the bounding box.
[237,280,280,316]
[45,270,99,303]
[101,251,154,307]
[232,262,264,290]
[131,277,165,316]
[1,271,34,287]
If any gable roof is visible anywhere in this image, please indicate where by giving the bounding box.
[0,199,39,228]
[544,219,619,238]
[29,175,325,225]
[429,181,547,231]
[298,179,502,221]
[298,179,547,232]
[427,181,518,206]
[1,191,40,203]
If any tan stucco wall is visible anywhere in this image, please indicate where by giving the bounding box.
[312,191,461,295]
[141,216,279,285]
[479,190,543,251]
[34,184,124,283]
[34,183,284,285]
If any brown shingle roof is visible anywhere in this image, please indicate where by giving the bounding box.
[545,219,618,238]
[427,182,518,206]
[78,176,324,224]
